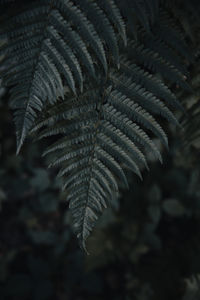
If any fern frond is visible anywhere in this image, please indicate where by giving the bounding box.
[106,88,169,146]
[96,0,127,46]
[153,11,193,63]
[129,41,189,90]
[49,10,96,78]
[46,25,83,92]
[116,0,159,35]
[0,0,125,152]
[119,59,183,111]
[73,0,120,66]
[33,52,184,248]
[140,30,189,77]
[0,0,192,250]
[110,69,179,131]
[56,0,108,72]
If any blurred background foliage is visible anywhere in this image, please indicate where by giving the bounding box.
[1,2,200,299]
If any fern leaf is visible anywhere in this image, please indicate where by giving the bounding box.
[119,59,183,111]
[100,121,148,169]
[34,62,183,248]
[50,10,96,78]
[1,0,128,151]
[154,11,193,63]
[57,0,107,72]
[96,0,127,46]
[1,0,191,250]
[73,0,119,66]
[110,72,178,132]
[97,133,142,179]
[43,39,76,95]
[102,104,163,162]
[46,25,83,92]
[106,89,169,146]
[129,41,189,89]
